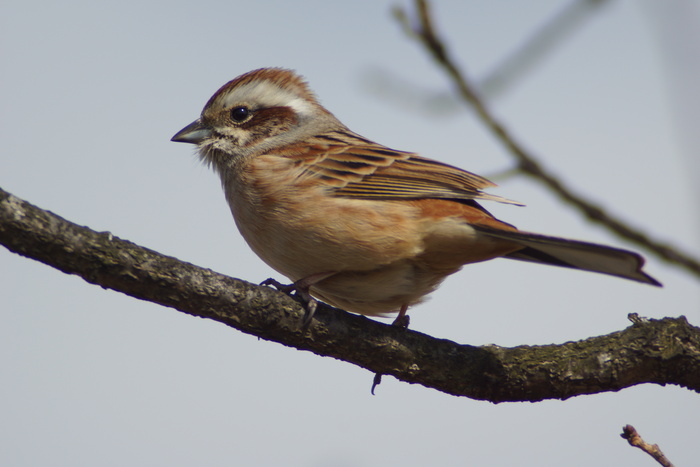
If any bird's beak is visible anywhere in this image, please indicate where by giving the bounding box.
[171,119,212,144]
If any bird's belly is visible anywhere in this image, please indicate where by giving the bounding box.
[230,192,425,282]
[309,260,455,316]
[307,215,518,316]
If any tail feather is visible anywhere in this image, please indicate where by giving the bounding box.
[473,226,662,286]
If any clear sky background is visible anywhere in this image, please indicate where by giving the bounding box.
[2,1,699,466]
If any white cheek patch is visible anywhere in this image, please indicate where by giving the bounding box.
[220,81,314,117]
[215,126,250,146]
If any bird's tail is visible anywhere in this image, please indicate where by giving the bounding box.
[473,226,662,286]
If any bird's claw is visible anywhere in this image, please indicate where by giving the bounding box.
[371,373,382,395]
[391,314,410,328]
[261,277,317,328]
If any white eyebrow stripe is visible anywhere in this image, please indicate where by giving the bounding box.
[221,81,314,116]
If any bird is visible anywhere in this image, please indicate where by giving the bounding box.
[172,67,660,326]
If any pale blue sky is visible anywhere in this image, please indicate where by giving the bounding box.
[1,1,699,466]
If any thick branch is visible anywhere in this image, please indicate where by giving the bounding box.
[394,0,700,279]
[1,186,699,401]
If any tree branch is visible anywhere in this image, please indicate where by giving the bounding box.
[2,185,699,401]
[394,0,700,279]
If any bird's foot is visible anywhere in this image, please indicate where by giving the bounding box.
[260,272,335,328]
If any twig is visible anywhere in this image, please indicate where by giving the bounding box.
[621,425,675,467]
[479,0,611,99]
[394,0,700,279]
[371,1,611,118]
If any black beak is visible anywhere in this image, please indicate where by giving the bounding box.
[171,119,211,144]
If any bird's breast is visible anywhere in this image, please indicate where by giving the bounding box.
[223,163,426,281]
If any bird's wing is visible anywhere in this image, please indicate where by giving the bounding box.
[283,129,522,205]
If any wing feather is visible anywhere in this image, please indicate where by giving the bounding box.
[284,130,522,205]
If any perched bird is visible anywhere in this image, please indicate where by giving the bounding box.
[172,68,660,326]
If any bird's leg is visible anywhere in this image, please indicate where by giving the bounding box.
[261,271,336,327]
[391,303,410,328]
[372,303,410,394]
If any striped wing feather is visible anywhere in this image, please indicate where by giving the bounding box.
[290,130,521,205]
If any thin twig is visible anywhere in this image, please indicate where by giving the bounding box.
[621,425,675,467]
[373,1,609,113]
[479,0,611,99]
[394,0,700,279]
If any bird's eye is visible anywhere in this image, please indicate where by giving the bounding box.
[230,106,251,122]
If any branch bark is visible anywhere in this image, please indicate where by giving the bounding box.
[2,186,699,402]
